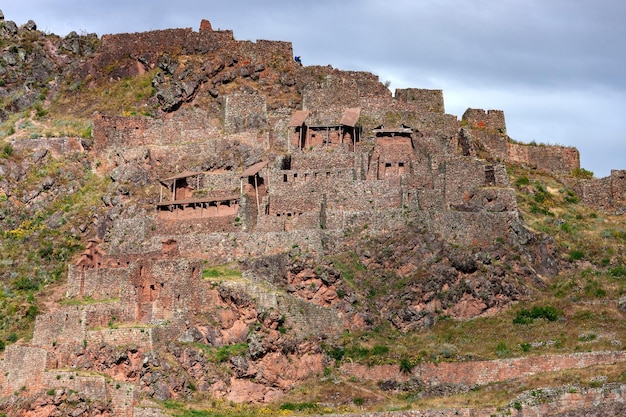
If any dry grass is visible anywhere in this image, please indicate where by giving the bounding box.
[47,69,159,119]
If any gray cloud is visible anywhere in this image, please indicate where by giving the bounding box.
[3,0,624,176]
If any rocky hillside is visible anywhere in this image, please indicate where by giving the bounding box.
[0,10,625,417]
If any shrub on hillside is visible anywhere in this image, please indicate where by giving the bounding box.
[513,305,562,324]
[571,168,594,179]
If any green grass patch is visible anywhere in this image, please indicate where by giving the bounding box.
[330,251,366,286]
[278,402,319,412]
[202,263,242,280]
[201,342,248,363]
[568,250,585,262]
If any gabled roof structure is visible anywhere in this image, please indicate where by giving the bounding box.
[339,107,361,127]
[241,160,270,178]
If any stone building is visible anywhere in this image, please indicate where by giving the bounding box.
[289,108,361,152]
[367,125,415,181]
[156,171,239,220]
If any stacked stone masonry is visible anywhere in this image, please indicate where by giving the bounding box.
[574,170,626,214]
[462,108,581,175]
[342,351,626,394]
[118,100,522,247]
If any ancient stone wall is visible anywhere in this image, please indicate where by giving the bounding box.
[416,189,445,210]
[0,345,48,395]
[301,67,388,105]
[416,210,519,246]
[467,129,509,161]
[92,110,221,153]
[32,308,86,348]
[611,169,626,201]
[151,320,189,346]
[135,206,519,264]
[343,350,626,387]
[574,170,626,214]
[442,158,511,208]
[155,214,240,234]
[268,107,292,151]
[83,303,132,331]
[288,148,357,170]
[300,68,389,125]
[234,39,294,67]
[223,93,268,137]
[41,371,135,416]
[66,258,206,326]
[134,258,204,320]
[43,372,107,402]
[98,28,235,66]
[324,207,414,232]
[395,88,445,113]
[266,193,322,215]
[107,381,138,417]
[269,173,402,215]
[358,96,458,138]
[450,188,518,213]
[140,229,339,264]
[200,171,242,193]
[302,76,362,124]
[508,142,580,175]
[94,27,293,78]
[367,137,414,180]
[86,327,153,350]
[462,108,581,176]
[67,265,131,298]
[271,167,356,191]
[462,108,507,134]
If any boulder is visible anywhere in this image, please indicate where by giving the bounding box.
[23,20,37,31]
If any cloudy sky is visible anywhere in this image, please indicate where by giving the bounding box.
[3,1,624,177]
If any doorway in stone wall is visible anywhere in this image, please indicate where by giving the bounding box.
[248,175,266,195]
[174,178,190,200]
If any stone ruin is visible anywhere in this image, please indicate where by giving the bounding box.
[573,169,626,214]
[1,17,625,416]
[156,171,240,220]
[145,102,516,244]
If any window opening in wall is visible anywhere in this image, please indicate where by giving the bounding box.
[385,163,392,168]
[485,165,496,186]
[326,172,330,178]
[283,174,288,182]
[399,162,405,167]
